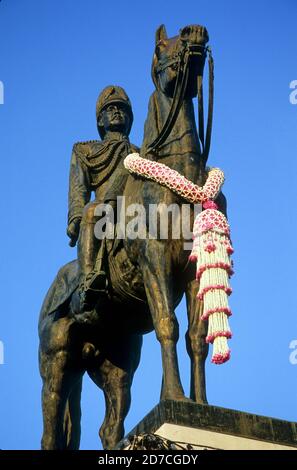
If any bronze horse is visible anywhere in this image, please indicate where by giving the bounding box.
[39,24,226,450]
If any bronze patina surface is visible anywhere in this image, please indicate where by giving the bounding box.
[39,24,226,449]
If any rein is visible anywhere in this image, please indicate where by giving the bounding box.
[147,44,214,167]
[147,46,191,155]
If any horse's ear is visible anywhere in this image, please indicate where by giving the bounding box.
[155,24,167,44]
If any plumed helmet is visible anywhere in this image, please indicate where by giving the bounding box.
[96,85,133,138]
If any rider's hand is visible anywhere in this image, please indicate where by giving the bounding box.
[67,218,81,247]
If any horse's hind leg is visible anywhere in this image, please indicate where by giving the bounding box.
[40,347,84,449]
[185,279,208,403]
[88,360,131,449]
[88,334,142,450]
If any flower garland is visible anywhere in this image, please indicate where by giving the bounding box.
[124,153,234,365]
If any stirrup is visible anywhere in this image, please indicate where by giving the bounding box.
[86,270,107,292]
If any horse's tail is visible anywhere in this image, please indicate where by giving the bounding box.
[38,260,79,331]
[63,377,83,450]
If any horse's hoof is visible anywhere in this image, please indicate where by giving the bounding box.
[194,398,208,405]
[174,395,193,404]
[161,394,193,404]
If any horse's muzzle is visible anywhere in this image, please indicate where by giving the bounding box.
[180,25,209,46]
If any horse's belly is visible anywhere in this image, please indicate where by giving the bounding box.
[108,303,153,335]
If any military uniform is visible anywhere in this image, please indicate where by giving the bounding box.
[68,136,139,227]
[67,86,139,307]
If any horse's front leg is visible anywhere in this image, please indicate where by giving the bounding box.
[185,279,208,404]
[141,245,187,401]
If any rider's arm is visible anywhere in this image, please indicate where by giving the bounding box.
[67,144,91,233]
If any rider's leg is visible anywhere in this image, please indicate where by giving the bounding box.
[77,202,107,309]
[77,201,99,284]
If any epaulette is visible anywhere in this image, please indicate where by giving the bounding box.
[72,140,100,157]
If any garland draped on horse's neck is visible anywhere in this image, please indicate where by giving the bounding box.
[126,25,234,364]
[124,153,234,364]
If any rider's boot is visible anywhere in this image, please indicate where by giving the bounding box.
[79,239,108,312]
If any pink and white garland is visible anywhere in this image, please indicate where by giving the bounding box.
[124,153,234,365]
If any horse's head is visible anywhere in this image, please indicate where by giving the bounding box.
[152,24,209,98]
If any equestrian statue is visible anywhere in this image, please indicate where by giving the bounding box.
[39,23,233,450]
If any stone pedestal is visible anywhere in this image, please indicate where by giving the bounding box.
[118,400,297,450]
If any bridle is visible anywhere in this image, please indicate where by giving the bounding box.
[147,41,214,169]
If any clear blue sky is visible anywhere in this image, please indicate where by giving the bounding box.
[0,0,296,450]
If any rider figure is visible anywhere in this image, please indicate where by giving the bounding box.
[67,86,139,309]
